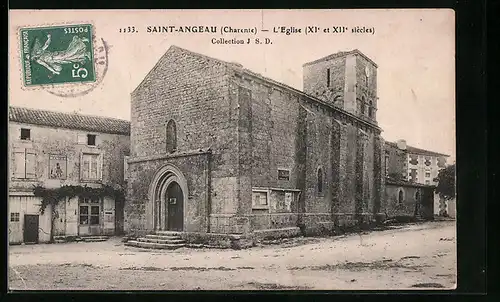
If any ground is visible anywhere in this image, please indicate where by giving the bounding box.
[8,220,456,291]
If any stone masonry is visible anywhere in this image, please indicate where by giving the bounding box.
[126,46,385,238]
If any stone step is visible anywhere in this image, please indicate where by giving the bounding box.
[125,240,186,250]
[137,237,186,244]
[155,231,183,236]
[145,234,182,240]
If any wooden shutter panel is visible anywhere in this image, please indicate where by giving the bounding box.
[98,153,104,181]
[77,134,86,144]
[12,149,26,178]
[123,156,129,181]
[80,153,84,180]
[25,149,37,179]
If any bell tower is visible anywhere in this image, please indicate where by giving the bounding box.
[302,49,378,124]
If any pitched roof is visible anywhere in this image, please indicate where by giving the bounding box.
[9,106,131,135]
[133,45,381,132]
[385,141,449,157]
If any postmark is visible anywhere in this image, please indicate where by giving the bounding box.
[20,24,96,86]
[18,23,109,97]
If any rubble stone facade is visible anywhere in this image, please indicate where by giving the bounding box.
[126,46,386,237]
[8,107,130,243]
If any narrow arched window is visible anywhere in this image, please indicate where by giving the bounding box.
[360,96,366,115]
[368,100,373,118]
[166,119,177,153]
[398,189,404,204]
[317,167,323,194]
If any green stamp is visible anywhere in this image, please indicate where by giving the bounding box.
[20,24,96,86]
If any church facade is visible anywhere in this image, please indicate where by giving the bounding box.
[125,46,386,237]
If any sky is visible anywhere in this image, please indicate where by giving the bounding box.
[9,9,456,161]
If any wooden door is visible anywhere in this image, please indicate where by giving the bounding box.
[166,182,183,231]
[23,214,39,243]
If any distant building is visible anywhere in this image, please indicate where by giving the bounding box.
[8,106,130,244]
[384,139,451,219]
[385,139,449,185]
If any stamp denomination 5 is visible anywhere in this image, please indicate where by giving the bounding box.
[20,24,96,87]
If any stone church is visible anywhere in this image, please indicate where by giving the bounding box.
[125,46,385,238]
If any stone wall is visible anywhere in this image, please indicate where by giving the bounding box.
[355,55,378,122]
[303,56,346,109]
[128,46,243,234]
[130,46,237,162]
[385,183,419,217]
[9,122,130,191]
[9,122,129,241]
[125,152,210,234]
[385,142,408,180]
[128,46,385,237]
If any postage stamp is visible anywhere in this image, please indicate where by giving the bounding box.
[20,24,96,86]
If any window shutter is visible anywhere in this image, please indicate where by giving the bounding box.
[98,153,104,181]
[77,134,86,144]
[25,149,37,179]
[12,149,26,178]
[80,153,84,180]
[123,156,129,181]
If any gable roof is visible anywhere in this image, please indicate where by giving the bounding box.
[9,106,131,135]
[133,45,382,132]
[385,141,449,157]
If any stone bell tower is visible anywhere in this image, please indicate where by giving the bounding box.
[302,49,378,124]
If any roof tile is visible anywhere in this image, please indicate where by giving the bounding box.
[385,141,449,157]
[9,106,130,135]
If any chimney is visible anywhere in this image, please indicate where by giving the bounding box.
[396,139,407,150]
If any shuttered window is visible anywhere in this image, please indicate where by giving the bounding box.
[12,148,37,179]
[80,153,103,181]
[13,150,25,178]
[77,133,87,144]
[25,151,37,178]
[123,156,129,181]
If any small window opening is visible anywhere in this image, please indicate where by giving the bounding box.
[20,128,31,140]
[317,168,323,194]
[10,212,20,222]
[87,134,96,146]
[398,189,404,204]
[166,119,177,153]
[326,68,331,87]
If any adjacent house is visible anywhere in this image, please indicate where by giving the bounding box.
[385,179,435,221]
[385,139,449,185]
[8,106,130,244]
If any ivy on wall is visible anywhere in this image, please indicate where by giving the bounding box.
[32,185,125,215]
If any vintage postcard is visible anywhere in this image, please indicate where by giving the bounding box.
[8,9,456,290]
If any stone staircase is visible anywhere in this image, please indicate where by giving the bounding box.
[124,231,187,250]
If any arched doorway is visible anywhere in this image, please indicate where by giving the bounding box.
[148,164,188,231]
[165,181,183,231]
